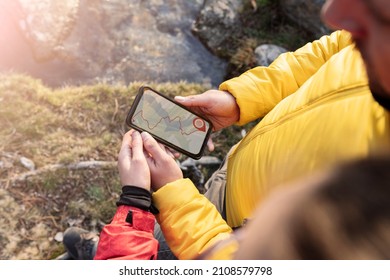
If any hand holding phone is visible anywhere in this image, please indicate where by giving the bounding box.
[126,86,213,159]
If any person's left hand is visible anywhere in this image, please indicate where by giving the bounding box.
[118,129,151,191]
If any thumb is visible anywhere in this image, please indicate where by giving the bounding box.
[141,132,166,163]
[174,95,208,107]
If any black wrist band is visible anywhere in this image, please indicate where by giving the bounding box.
[116,185,159,214]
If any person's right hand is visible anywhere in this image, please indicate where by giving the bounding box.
[174,89,240,131]
[141,132,183,191]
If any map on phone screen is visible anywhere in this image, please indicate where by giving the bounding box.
[130,88,211,154]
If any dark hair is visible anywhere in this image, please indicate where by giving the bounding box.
[291,156,390,259]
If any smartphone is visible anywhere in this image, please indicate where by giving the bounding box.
[126,86,213,159]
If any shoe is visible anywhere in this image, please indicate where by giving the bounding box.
[62,227,99,260]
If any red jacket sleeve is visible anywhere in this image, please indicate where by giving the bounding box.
[94,205,159,260]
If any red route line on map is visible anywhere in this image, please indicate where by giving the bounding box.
[133,110,199,136]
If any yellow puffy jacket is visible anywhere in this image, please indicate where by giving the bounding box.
[152,30,390,259]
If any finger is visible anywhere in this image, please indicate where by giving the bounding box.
[156,143,174,158]
[158,143,166,151]
[207,137,215,152]
[174,94,208,107]
[164,147,175,158]
[130,130,143,159]
[120,130,133,154]
[141,131,166,162]
[118,130,133,165]
[144,148,154,163]
[173,151,181,159]
[144,145,157,171]
[143,148,151,159]
[165,146,181,159]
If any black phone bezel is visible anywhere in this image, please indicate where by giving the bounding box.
[126,86,213,159]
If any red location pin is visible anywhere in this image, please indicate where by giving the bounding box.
[193,117,206,132]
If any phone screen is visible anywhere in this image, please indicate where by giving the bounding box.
[126,86,212,159]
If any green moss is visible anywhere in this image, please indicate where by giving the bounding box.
[0,70,264,259]
[85,185,105,201]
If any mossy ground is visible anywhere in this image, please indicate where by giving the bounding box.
[0,74,249,259]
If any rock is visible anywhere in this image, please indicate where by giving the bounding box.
[254,44,287,66]
[54,232,63,242]
[0,0,226,87]
[0,0,331,88]
[18,0,79,61]
[279,0,331,37]
[20,156,35,171]
[192,0,244,57]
